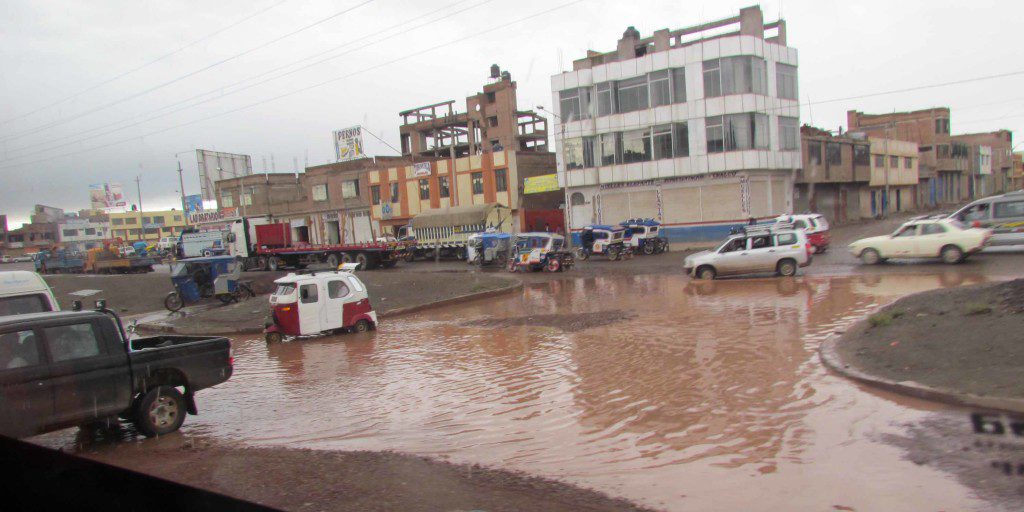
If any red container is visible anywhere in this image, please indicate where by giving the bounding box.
[255,223,292,248]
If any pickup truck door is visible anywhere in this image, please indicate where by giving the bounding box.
[0,328,53,436]
[42,319,131,425]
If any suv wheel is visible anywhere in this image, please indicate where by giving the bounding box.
[776,259,797,277]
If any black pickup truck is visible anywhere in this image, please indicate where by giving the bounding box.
[0,307,232,438]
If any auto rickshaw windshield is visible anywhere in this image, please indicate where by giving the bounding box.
[170,262,190,277]
[274,283,297,296]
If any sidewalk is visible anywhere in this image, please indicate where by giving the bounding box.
[820,278,1024,413]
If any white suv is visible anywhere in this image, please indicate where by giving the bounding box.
[683,227,813,279]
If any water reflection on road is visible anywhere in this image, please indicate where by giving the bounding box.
[48,270,1016,510]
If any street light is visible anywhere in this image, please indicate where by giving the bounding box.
[535,105,572,245]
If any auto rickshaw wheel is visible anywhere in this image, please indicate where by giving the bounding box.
[235,283,255,300]
[164,292,184,312]
[506,259,518,273]
[643,243,656,255]
[546,258,561,272]
[353,320,371,333]
[403,251,415,263]
[609,246,621,261]
[217,294,234,304]
[574,248,590,260]
[265,332,283,344]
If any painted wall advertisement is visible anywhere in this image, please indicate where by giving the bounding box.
[89,183,127,209]
[334,126,365,162]
[524,173,560,194]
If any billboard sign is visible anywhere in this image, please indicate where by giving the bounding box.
[189,211,224,224]
[412,162,432,177]
[334,126,365,162]
[184,194,204,216]
[196,149,253,202]
[89,183,127,209]
[524,174,560,194]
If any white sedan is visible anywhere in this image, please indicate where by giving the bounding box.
[849,218,991,265]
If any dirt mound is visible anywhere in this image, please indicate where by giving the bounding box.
[997,278,1024,314]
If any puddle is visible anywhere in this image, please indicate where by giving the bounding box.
[37,271,1021,510]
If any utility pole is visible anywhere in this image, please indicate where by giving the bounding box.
[884,122,891,217]
[177,158,188,225]
[135,175,144,241]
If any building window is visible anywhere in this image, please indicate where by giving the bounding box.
[241,193,253,206]
[808,141,823,165]
[124,217,137,225]
[471,172,484,194]
[62,229,77,237]
[904,157,913,169]
[173,215,182,222]
[935,118,950,134]
[596,82,613,116]
[616,76,649,113]
[778,116,799,150]
[826,143,842,165]
[652,125,673,160]
[312,184,328,202]
[706,113,769,153]
[673,122,689,157]
[370,185,381,205]
[672,68,686,103]
[438,176,450,198]
[488,116,498,127]
[390,182,400,203]
[649,70,671,107]
[112,218,123,226]
[703,56,768,98]
[874,154,885,167]
[599,133,617,165]
[582,136,596,168]
[559,87,591,122]
[220,191,234,207]
[84,228,96,236]
[142,217,151,224]
[494,168,508,192]
[854,145,870,166]
[570,192,585,206]
[564,137,584,170]
[937,144,951,158]
[776,63,798,100]
[890,155,899,168]
[341,179,359,199]
[621,128,651,163]
[418,179,430,200]
[151,216,164,224]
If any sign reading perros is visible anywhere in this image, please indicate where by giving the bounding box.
[524,174,560,194]
[334,125,365,162]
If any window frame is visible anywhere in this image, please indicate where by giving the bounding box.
[778,116,799,151]
[471,172,484,195]
[776,63,798,100]
[370,185,381,205]
[327,280,351,299]
[389,182,400,204]
[438,176,450,199]
[300,283,319,304]
[418,179,430,201]
[341,179,360,199]
[312,184,329,202]
[494,168,508,193]
[43,322,104,363]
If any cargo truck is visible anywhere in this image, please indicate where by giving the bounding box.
[227,218,404,271]
[401,203,513,262]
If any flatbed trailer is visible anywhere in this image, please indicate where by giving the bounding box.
[228,219,404,271]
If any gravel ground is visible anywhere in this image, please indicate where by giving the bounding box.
[834,278,1024,399]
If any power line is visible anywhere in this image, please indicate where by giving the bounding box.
[0,0,376,144]
[2,0,495,159]
[0,0,589,171]
[0,0,290,127]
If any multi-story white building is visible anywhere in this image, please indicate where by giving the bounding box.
[58,217,110,252]
[550,6,800,243]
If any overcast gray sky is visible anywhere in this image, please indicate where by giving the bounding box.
[2,0,1022,227]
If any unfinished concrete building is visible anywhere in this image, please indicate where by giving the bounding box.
[398,65,548,158]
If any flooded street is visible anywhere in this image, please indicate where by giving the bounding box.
[40,270,1023,510]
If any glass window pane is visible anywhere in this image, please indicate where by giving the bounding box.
[44,323,101,362]
[600,133,617,165]
[776,63,798,100]
[300,284,318,304]
[671,68,686,103]
[778,116,799,150]
[673,122,689,157]
[621,129,651,163]
[495,168,508,192]
[328,280,350,299]
[706,117,724,153]
[0,330,40,369]
[559,89,581,123]
[564,138,584,170]
[582,137,596,168]
[754,114,768,149]
[653,125,673,160]
[596,83,612,116]
[649,71,670,107]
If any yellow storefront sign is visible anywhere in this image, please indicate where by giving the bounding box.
[524,173,560,194]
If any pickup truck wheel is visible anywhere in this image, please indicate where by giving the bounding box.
[776,259,797,277]
[941,245,964,264]
[265,332,283,344]
[164,292,184,312]
[353,319,371,333]
[134,386,186,437]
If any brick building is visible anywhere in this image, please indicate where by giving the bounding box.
[796,126,870,223]
[951,130,1013,198]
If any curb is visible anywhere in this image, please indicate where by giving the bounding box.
[135,278,523,336]
[819,328,1024,415]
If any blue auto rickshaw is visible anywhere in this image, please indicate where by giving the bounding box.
[469,232,512,267]
[164,255,254,311]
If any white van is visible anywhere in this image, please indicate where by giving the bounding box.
[949,190,1024,246]
[0,271,60,316]
[180,231,228,258]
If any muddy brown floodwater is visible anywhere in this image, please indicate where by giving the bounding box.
[36,270,1024,511]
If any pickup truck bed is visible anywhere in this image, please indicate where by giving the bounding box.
[130,335,233,400]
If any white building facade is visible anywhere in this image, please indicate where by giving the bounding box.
[550,6,800,244]
[58,218,109,252]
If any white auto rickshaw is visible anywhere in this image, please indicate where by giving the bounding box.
[264,264,377,343]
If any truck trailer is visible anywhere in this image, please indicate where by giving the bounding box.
[227,218,404,271]
[401,203,513,261]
